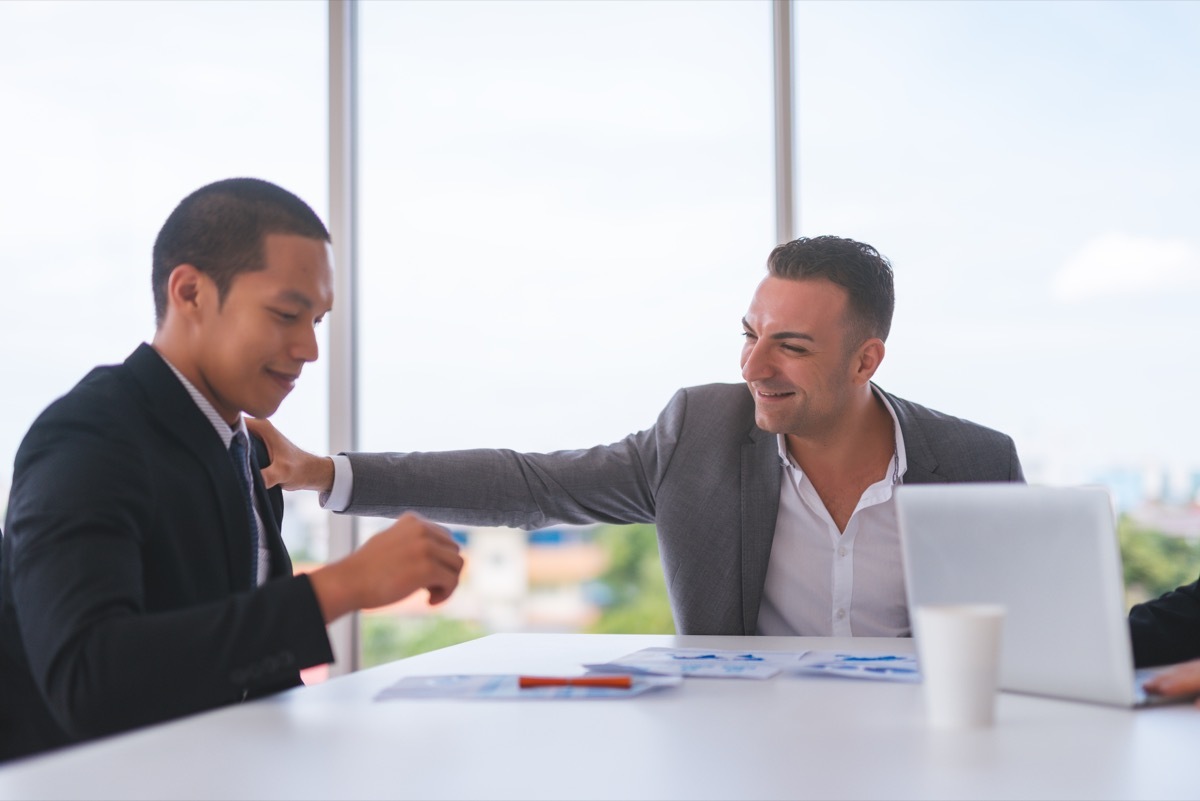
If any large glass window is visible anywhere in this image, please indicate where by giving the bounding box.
[795,0,1200,601]
[0,0,330,670]
[357,0,774,665]
[8,0,1195,675]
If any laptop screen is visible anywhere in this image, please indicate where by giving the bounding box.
[896,483,1138,707]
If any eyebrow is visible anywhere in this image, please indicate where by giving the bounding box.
[273,290,314,310]
[742,317,815,342]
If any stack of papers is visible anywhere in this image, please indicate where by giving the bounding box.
[376,673,680,701]
[788,651,920,683]
[373,647,920,701]
[584,647,810,679]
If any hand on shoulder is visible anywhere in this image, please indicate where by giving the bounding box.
[245,417,334,493]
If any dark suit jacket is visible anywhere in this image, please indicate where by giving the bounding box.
[343,382,1024,635]
[0,344,333,762]
[1129,578,1200,667]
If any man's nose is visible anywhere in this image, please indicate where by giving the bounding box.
[292,324,320,363]
[741,342,773,382]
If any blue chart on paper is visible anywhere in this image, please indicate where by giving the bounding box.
[584,647,810,679]
[790,652,921,683]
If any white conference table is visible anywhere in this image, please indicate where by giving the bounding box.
[0,633,1194,800]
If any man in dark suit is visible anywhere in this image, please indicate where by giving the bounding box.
[0,178,464,762]
[248,235,1023,638]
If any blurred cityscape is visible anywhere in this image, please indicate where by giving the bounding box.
[1085,466,1200,537]
[281,491,674,678]
[289,528,643,674]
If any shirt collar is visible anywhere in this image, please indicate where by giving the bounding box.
[160,357,246,450]
[775,384,908,484]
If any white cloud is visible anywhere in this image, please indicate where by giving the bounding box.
[1053,233,1200,300]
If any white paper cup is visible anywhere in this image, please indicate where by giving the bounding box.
[914,604,1005,729]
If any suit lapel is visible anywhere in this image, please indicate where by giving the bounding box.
[740,424,781,635]
[881,385,945,485]
[124,344,256,591]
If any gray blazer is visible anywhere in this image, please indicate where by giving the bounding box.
[344,383,1024,635]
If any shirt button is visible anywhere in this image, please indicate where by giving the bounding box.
[835,608,846,620]
[838,547,847,557]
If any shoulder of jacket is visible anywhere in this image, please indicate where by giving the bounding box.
[880,387,1013,444]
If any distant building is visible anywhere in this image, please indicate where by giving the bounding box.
[1086,466,1150,513]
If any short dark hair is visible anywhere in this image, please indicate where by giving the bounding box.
[151,178,330,324]
[766,235,895,345]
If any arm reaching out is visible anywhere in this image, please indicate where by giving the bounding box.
[246,417,335,493]
[307,512,465,623]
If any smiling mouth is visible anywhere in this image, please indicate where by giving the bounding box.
[266,369,300,387]
[754,388,795,399]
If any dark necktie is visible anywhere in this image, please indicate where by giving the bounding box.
[229,431,261,588]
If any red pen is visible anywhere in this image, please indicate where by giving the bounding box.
[518,675,633,689]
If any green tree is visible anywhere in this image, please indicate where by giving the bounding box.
[587,524,675,634]
[361,615,485,667]
[1119,515,1200,608]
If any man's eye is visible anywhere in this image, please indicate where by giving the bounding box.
[741,331,757,340]
[782,345,808,355]
[272,309,299,322]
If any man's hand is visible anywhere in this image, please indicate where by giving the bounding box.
[245,417,335,493]
[1143,658,1200,706]
[307,512,465,623]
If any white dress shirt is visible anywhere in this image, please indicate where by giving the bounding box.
[756,387,910,637]
[325,454,354,512]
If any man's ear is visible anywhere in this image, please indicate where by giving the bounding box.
[164,264,210,321]
[852,338,886,385]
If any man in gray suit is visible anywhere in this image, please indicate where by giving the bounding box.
[251,235,1024,637]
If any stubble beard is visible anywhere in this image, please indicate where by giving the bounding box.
[752,392,810,437]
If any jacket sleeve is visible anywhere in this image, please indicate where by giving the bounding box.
[341,389,693,528]
[1128,578,1200,667]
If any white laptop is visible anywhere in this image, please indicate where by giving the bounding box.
[896,483,1189,708]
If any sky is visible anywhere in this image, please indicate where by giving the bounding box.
[793,1,1200,488]
[1,0,1198,509]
